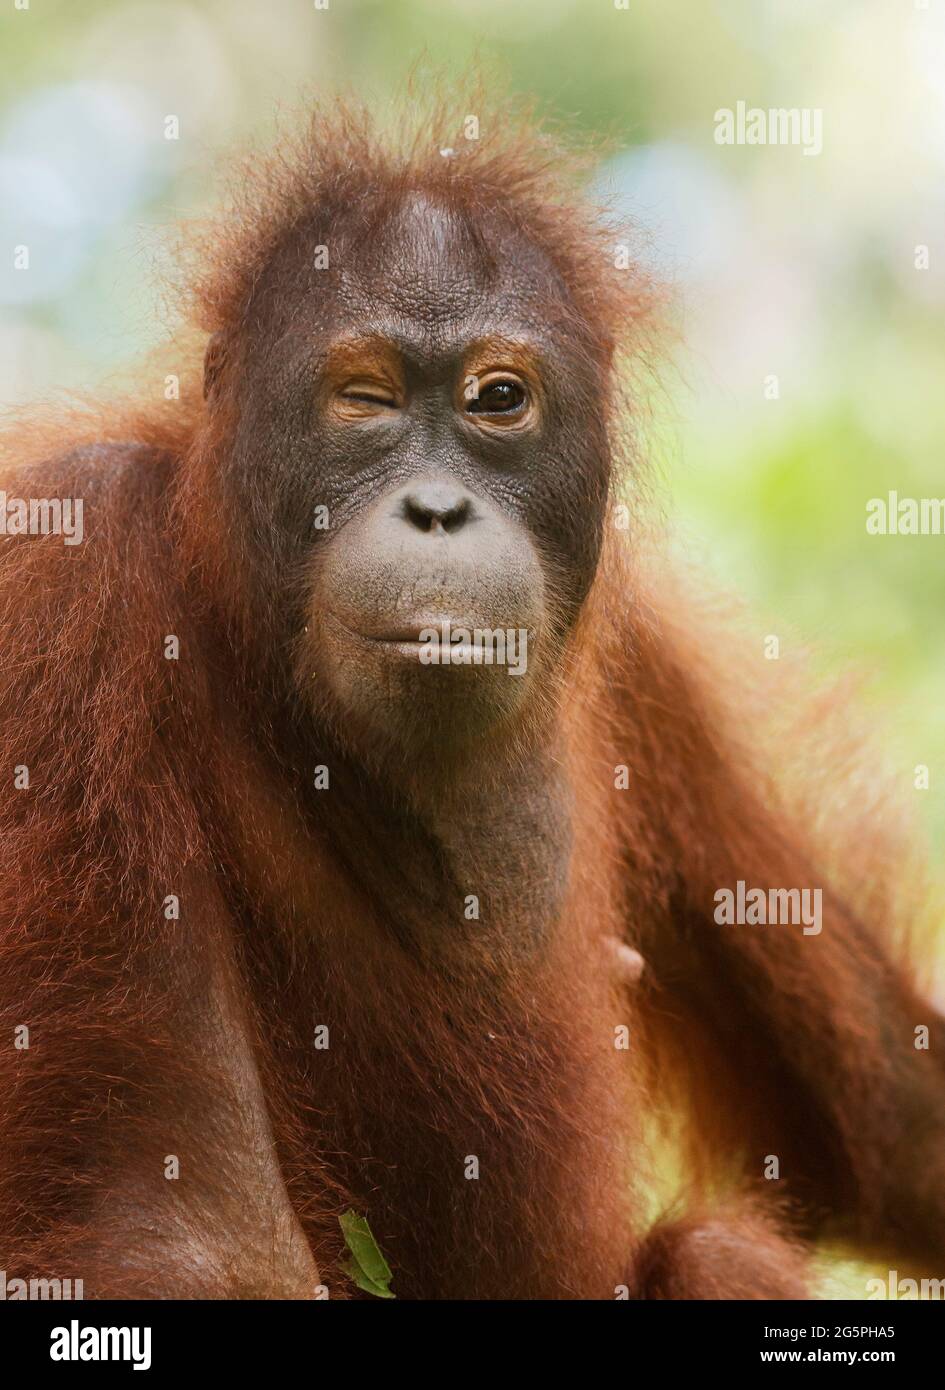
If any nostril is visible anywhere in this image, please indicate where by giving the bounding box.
[402,487,473,536]
[440,498,471,534]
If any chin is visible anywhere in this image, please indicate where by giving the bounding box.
[306,610,546,766]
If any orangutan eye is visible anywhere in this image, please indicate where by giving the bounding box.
[339,383,398,407]
[466,378,527,416]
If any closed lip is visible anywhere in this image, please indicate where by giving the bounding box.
[355,617,475,644]
[328,613,479,646]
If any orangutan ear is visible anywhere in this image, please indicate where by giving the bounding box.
[203,332,227,402]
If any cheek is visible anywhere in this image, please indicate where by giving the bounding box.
[505,382,610,606]
[225,386,366,546]
[522,467,609,618]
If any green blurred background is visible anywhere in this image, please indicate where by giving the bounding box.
[1,0,943,1295]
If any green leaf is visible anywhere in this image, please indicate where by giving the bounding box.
[339,1210,396,1299]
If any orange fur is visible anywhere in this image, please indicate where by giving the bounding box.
[0,94,942,1299]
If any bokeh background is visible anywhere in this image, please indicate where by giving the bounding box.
[1,0,943,1295]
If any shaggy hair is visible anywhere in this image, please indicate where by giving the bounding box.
[0,91,940,1299]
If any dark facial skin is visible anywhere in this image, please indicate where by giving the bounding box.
[214,191,612,764]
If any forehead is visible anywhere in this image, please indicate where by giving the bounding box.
[322,192,573,351]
